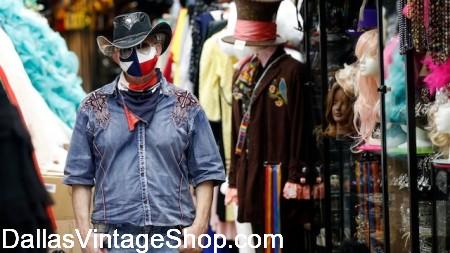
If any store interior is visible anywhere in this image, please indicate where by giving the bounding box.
[0,0,449,253]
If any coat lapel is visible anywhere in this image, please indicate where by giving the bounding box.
[251,54,287,103]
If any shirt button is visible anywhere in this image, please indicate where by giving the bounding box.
[141,172,144,176]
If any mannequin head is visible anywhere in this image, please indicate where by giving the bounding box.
[324,82,355,137]
[436,103,450,133]
[424,56,450,157]
[428,89,450,157]
[360,53,380,77]
[353,29,381,143]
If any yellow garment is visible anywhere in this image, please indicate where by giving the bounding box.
[171,8,188,85]
[199,31,237,174]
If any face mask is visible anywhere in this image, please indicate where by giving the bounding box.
[119,46,159,77]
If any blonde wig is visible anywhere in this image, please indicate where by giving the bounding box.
[353,29,381,142]
[427,91,450,157]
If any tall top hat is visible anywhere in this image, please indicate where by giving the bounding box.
[97,12,172,57]
[222,0,286,47]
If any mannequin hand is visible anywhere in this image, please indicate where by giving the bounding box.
[283,182,298,199]
[225,188,238,205]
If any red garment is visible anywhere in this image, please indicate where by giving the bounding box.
[123,104,140,131]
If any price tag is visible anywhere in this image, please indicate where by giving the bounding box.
[45,183,56,194]
[234,40,246,50]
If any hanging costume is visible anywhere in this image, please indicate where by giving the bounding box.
[229,46,316,252]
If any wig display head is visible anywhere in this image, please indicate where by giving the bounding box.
[353,29,381,143]
[323,82,356,138]
[428,88,450,158]
[424,56,450,159]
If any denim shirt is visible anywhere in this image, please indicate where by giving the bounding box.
[63,76,225,227]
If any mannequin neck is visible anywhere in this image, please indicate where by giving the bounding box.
[336,123,351,136]
[255,46,278,67]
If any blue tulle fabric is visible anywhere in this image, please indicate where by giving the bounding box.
[0,0,85,128]
[385,48,407,124]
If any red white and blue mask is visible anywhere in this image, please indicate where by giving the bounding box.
[118,45,159,77]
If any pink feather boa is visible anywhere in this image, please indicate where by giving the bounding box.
[424,56,450,94]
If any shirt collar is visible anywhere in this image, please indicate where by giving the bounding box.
[118,72,128,91]
[100,71,172,97]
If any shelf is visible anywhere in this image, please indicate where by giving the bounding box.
[388,146,433,156]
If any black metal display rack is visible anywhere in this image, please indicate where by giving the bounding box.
[302,0,450,252]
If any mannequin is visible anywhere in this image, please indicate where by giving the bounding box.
[224,0,315,251]
[315,71,356,245]
[323,82,356,138]
[424,56,450,163]
[322,82,355,194]
[353,29,382,149]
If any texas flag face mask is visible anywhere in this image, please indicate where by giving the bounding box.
[119,45,159,77]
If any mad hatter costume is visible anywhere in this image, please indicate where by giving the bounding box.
[225,1,316,252]
[64,12,225,253]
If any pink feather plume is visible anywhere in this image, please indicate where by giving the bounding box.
[424,56,450,94]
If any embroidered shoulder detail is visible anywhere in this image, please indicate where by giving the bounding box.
[171,88,199,127]
[80,90,111,129]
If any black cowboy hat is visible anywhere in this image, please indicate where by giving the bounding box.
[97,12,172,57]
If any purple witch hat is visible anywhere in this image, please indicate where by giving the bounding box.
[346,7,378,37]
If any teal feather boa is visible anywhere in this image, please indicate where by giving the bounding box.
[0,0,85,128]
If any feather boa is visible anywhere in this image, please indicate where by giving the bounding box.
[424,56,450,94]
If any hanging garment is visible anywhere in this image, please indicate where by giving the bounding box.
[0,74,55,253]
[229,46,317,252]
[0,0,85,127]
[0,27,71,173]
[170,8,190,87]
[188,2,220,96]
[199,29,238,172]
[178,23,194,92]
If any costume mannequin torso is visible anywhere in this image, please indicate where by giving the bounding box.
[228,45,315,230]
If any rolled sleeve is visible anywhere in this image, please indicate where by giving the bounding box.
[187,109,226,187]
[63,108,95,186]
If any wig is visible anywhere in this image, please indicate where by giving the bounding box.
[323,82,356,138]
[428,101,450,157]
[353,29,381,142]
[335,63,357,98]
[385,46,407,123]
[426,52,450,156]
